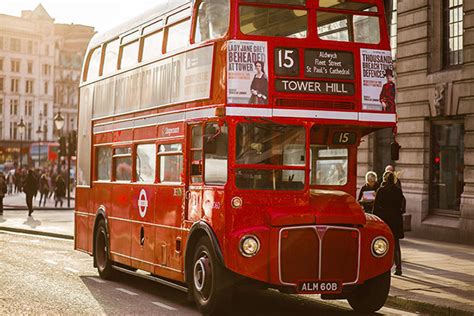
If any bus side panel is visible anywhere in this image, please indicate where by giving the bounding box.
[75,187,91,253]
[154,185,185,281]
[109,184,132,266]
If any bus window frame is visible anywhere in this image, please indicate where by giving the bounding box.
[83,45,103,82]
[100,38,120,77]
[119,30,140,70]
[157,141,184,185]
[191,0,231,45]
[189,124,204,185]
[315,3,383,45]
[164,16,192,54]
[94,145,113,183]
[112,145,133,183]
[140,20,165,62]
[237,2,310,40]
[134,142,158,184]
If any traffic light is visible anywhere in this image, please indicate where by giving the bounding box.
[59,136,67,156]
[68,131,77,156]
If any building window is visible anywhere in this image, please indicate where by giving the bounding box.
[27,61,33,74]
[44,81,49,94]
[27,122,32,140]
[430,121,464,214]
[42,64,51,76]
[26,80,34,94]
[0,98,3,115]
[10,99,18,115]
[390,0,397,60]
[11,38,21,52]
[43,103,48,116]
[444,0,463,66]
[0,77,3,92]
[0,58,3,71]
[11,60,20,72]
[11,79,19,93]
[0,36,3,50]
[27,40,33,54]
[25,100,33,116]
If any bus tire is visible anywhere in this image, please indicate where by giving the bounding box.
[94,219,115,280]
[347,270,391,313]
[190,236,233,315]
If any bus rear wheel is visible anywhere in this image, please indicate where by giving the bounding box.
[94,219,115,279]
[190,236,232,315]
[347,270,391,313]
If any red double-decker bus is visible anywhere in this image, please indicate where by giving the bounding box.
[75,0,397,314]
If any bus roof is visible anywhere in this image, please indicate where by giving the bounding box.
[88,0,190,49]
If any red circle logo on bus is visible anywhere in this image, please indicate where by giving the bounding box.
[138,189,148,218]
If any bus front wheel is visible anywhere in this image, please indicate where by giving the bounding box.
[94,219,115,279]
[190,236,232,315]
[347,270,391,313]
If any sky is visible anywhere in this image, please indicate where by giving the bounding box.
[0,0,162,33]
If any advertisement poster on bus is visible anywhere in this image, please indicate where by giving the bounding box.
[360,49,395,112]
[227,40,269,105]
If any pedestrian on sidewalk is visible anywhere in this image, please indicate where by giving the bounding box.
[373,171,405,276]
[38,173,50,207]
[54,174,66,208]
[23,169,38,216]
[0,172,7,215]
[358,171,379,213]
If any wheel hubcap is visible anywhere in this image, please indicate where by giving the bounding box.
[97,230,107,270]
[193,252,211,300]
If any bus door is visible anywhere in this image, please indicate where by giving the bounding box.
[186,124,204,222]
[155,140,185,274]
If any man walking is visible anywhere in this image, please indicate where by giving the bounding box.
[23,169,38,216]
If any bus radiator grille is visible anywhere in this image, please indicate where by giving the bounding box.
[280,226,359,285]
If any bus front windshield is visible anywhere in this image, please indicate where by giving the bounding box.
[235,122,306,191]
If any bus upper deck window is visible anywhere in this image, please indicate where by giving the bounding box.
[317,12,380,44]
[240,6,308,38]
[166,19,191,52]
[319,0,378,12]
[195,0,230,43]
[102,39,119,76]
[85,46,102,82]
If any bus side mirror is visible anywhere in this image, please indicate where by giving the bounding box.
[391,141,401,161]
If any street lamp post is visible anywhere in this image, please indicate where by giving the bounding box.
[53,111,65,175]
[36,112,43,169]
[18,118,26,170]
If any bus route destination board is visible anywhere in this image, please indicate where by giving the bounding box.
[304,49,354,80]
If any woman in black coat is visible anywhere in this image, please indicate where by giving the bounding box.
[23,169,38,216]
[373,171,404,275]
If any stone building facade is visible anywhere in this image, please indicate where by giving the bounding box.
[359,0,474,245]
[0,4,94,166]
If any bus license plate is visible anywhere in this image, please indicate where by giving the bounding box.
[297,280,342,294]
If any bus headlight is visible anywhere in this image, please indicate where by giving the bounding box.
[240,235,260,257]
[371,237,389,258]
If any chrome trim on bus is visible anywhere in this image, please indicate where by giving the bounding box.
[110,251,183,274]
[107,216,190,231]
[278,225,361,287]
[93,107,216,134]
[274,108,358,121]
[112,265,188,293]
[74,211,90,217]
[358,112,397,122]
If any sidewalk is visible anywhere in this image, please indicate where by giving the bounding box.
[0,209,472,315]
[2,191,74,210]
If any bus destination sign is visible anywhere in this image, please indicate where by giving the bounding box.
[304,49,354,80]
[275,79,354,96]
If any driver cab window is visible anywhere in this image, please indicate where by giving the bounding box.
[195,0,230,42]
[311,147,348,185]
